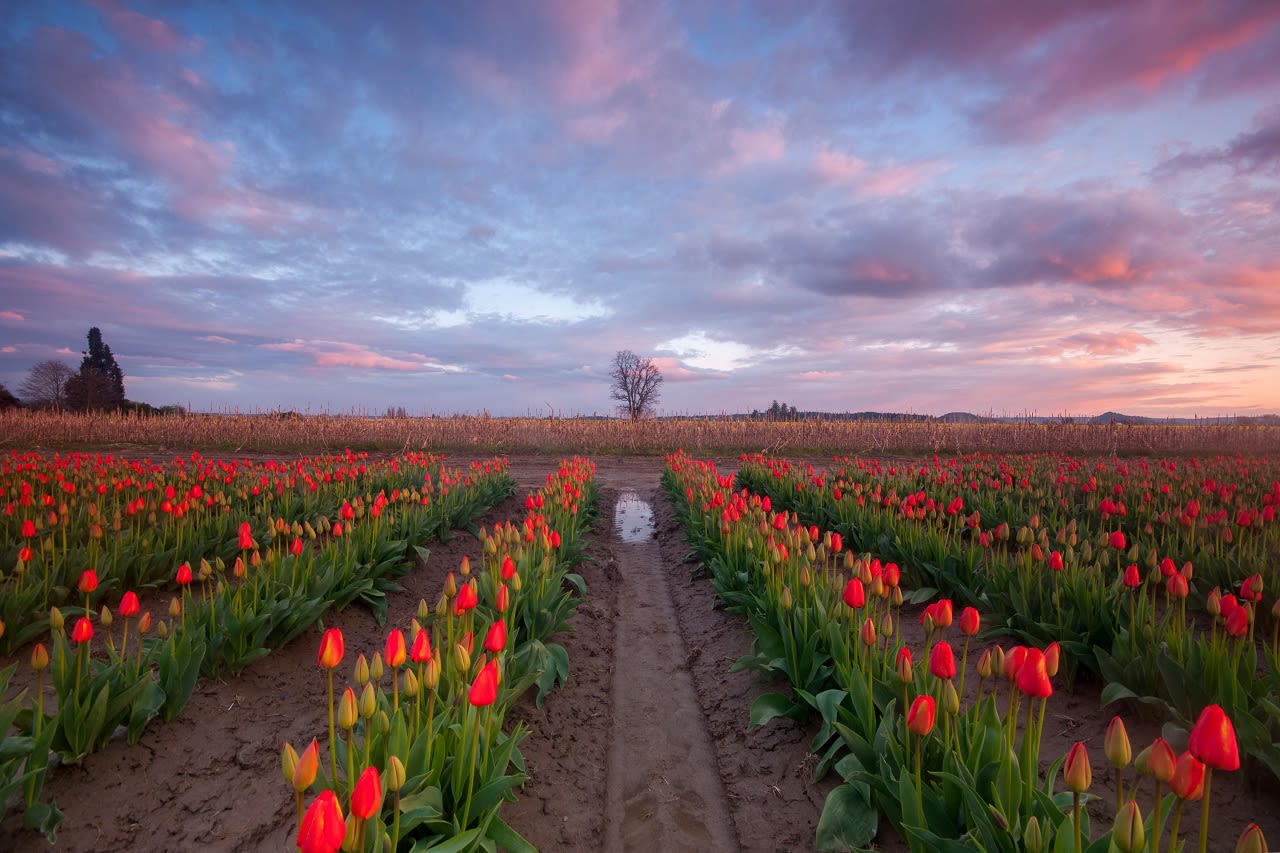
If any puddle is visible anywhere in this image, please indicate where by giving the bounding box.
[614,490,655,543]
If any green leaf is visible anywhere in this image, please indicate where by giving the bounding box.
[749,692,802,729]
[486,815,538,853]
[815,783,878,850]
[1099,681,1139,706]
[22,799,65,843]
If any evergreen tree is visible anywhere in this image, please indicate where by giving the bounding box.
[67,327,125,411]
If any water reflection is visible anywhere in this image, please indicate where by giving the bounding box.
[615,490,654,543]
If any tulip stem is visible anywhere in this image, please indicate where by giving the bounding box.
[1167,800,1184,853]
[326,670,338,785]
[1151,781,1164,853]
[913,735,923,823]
[1072,791,1082,853]
[1197,767,1212,853]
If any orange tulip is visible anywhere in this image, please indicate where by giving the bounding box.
[1170,752,1205,800]
[409,628,431,664]
[317,628,344,669]
[1064,741,1092,792]
[292,739,319,792]
[77,569,99,594]
[297,790,345,853]
[384,630,407,668]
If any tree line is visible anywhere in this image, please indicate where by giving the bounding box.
[0,328,175,414]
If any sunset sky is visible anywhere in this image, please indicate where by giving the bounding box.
[2,1,1278,417]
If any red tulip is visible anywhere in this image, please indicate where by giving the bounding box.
[842,578,865,609]
[906,695,936,736]
[1147,737,1176,783]
[468,661,499,707]
[21,519,35,537]
[501,555,516,580]
[1224,606,1248,638]
[77,569,99,594]
[1122,564,1141,588]
[959,606,980,636]
[1110,530,1126,550]
[895,646,913,683]
[237,521,253,550]
[1239,573,1263,603]
[1003,645,1027,682]
[340,501,355,521]
[1016,647,1053,698]
[830,532,842,553]
[496,583,510,613]
[454,582,478,615]
[384,629,407,668]
[929,641,956,680]
[297,790,345,853]
[317,628,344,669]
[859,616,877,647]
[71,617,93,644]
[350,765,383,820]
[409,629,431,664]
[1188,704,1240,771]
[1167,573,1189,599]
[484,621,507,654]
[290,536,304,557]
[1047,550,1064,572]
[1170,751,1205,800]
[176,563,193,585]
[119,591,140,618]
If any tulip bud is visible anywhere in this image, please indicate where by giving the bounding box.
[338,686,358,729]
[860,617,877,647]
[1133,743,1152,778]
[942,680,960,716]
[444,572,457,597]
[30,642,49,671]
[1043,642,1060,678]
[1023,816,1043,853]
[359,683,377,719]
[1111,800,1144,853]
[354,654,370,686]
[1235,822,1268,853]
[1104,717,1131,769]
[417,598,430,622]
[99,605,113,628]
[424,653,441,689]
[369,652,384,683]
[157,620,169,639]
[452,642,471,675]
[50,606,65,631]
[386,755,406,792]
[138,611,152,634]
[281,742,299,784]
[169,597,182,619]
[895,647,913,684]
[402,668,419,698]
[1063,741,1091,792]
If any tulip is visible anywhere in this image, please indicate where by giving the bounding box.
[501,554,516,580]
[317,628,344,782]
[118,590,139,618]
[238,521,254,550]
[1110,530,1126,550]
[297,790,345,853]
[1235,823,1267,853]
[293,739,319,792]
[484,621,507,654]
[72,616,93,644]
[1111,800,1145,853]
[469,661,499,707]
[1104,716,1132,813]
[78,569,99,594]
[1064,741,1091,853]
[929,641,956,680]
[1047,550,1064,571]
[842,578,865,609]
[176,563,193,585]
[959,606,980,636]
[1188,704,1239,853]
[384,630,406,668]
[1016,648,1052,699]
[906,694,936,736]
[409,628,431,664]
[350,764,383,820]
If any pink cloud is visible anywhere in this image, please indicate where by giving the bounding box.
[858,159,951,197]
[545,0,645,104]
[0,311,24,322]
[813,144,865,183]
[566,109,630,143]
[261,339,430,372]
[89,0,188,53]
[1059,331,1155,356]
[725,121,786,171]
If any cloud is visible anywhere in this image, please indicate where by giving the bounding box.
[1155,104,1280,175]
[0,310,24,322]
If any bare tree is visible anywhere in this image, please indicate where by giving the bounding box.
[609,350,663,419]
[18,359,75,410]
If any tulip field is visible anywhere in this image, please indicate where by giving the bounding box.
[664,450,1278,852]
[0,422,1277,852]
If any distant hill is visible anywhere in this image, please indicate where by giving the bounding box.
[686,410,1277,425]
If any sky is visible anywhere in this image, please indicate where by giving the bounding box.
[1,0,1279,418]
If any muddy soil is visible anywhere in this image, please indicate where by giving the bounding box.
[2,455,1276,852]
